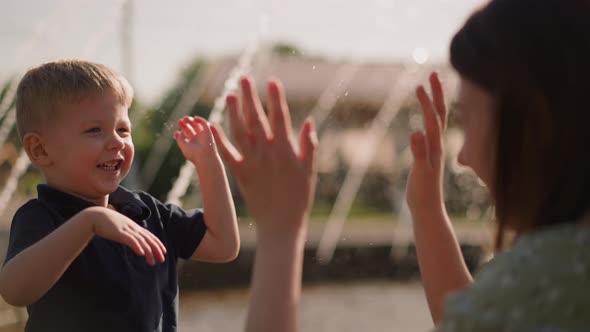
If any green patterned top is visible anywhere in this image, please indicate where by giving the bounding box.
[442,223,590,332]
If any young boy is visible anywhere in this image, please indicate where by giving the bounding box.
[0,60,239,331]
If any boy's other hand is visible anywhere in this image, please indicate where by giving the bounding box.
[406,72,448,218]
[90,206,167,266]
[174,116,219,166]
[210,77,318,237]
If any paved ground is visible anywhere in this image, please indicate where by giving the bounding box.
[0,218,493,329]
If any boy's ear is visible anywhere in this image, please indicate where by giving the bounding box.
[23,133,52,167]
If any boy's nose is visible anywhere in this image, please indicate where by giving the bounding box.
[107,134,126,150]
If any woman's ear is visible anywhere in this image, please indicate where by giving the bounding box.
[23,133,52,167]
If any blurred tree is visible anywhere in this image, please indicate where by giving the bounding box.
[272,42,302,57]
[133,58,211,200]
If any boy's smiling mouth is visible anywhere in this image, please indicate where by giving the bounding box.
[97,159,123,171]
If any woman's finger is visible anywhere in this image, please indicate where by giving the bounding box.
[240,77,271,142]
[267,79,293,143]
[429,72,447,130]
[211,124,242,171]
[416,85,443,164]
[227,94,251,153]
[299,118,318,175]
[410,131,429,170]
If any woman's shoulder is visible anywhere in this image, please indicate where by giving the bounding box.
[443,223,590,332]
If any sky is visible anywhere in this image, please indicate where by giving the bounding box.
[0,0,484,103]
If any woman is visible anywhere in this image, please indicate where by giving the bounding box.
[212,0,590,330]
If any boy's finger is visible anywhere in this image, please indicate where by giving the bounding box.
[191,116,215,142]
[227,94,251,154]
[299,118,318,175]
[429,72,447,130]
[123,234,145,256]
[240,77,271,142]
[174,131,189,149]
[150,233,167,256]
[267,79,293,143]
[141,231,166,263]
[134,233,155,265]
[211,124,242,171]
[178,117,197,141]
[144,230,167,257]
[416,86,442,162]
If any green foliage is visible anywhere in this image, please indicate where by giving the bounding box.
[0,80,13,107]
[126,52,489,220]
[132,59,212,200]
[272,42,302,57]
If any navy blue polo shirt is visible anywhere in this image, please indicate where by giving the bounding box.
[4,184,207,332]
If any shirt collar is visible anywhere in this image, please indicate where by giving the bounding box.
[37,184,151,224]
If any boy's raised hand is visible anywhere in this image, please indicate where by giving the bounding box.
[406,72,448,217]
[174,116,218,166]
[92,207,167,266]
[210,77,318,236]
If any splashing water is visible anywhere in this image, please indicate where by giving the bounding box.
[310,63,361,130]
[0,107,17,151]
[166,39,261,206]
[316,64,428,263]
[0,0,131,221]
[140,65,216,190]
[0,151,31,215]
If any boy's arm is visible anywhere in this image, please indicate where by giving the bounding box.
[407,73,472,323]
[174,116,239,263]
[211,78,318,332]
[190,153,239,262]
[0,206,166,307]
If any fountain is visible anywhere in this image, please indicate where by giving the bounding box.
[0,0,132,218]
[316,64,428,263]
[140,64,217,190]
[391,70,460,259]
[166,39,263,206]
[311,63,361,130]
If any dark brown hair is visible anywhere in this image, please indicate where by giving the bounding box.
[450,0,590,248]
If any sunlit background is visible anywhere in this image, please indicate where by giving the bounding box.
[0,1,491,331]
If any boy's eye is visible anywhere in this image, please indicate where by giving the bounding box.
[118,127,131,134]
[85,127,100,133]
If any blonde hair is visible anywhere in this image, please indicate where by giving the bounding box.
[15,59,133,140]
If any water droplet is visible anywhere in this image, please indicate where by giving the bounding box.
[412,47,429,64]
[312,65,316,70]
[344,91,349,96]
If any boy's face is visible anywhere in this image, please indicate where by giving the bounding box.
[42,93,134,205]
